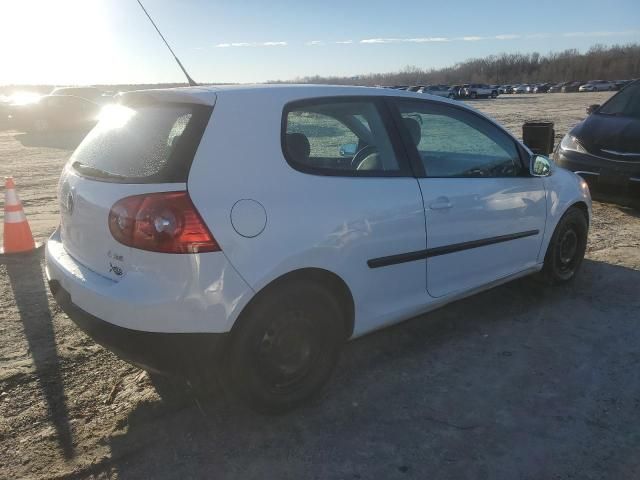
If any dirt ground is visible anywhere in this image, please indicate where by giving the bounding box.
[1,92,640,480]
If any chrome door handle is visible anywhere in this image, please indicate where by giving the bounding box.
[429,198,453,210]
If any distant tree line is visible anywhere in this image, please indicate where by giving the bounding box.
[288,43,640,86]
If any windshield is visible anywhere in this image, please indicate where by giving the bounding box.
[598,82,640,118]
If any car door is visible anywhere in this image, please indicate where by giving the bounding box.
[275,96,428,334]
[391,98,547,298]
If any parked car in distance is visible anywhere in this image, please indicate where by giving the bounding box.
[499,85,514,94]
[562,81,586,93]
[514,84,530,94]
[533,83,552,93]
[613,80,632,91]
[50,86,113,104]
[448,85,464,99]
[579,80,615,92]
[8,94,102,133]
[464,84,498,99]
[420,85,451,97]
[46,84,591,413]
[554,79,640,195]
[548,82,569,93]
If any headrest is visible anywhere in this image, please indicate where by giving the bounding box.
[403,117,421,146]
[285,133,311,164]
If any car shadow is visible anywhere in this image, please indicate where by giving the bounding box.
[13,130,89,150]
[616,203,640,218]
[72,258,640,479]
[590,190,640,211]
[4,253,74,459]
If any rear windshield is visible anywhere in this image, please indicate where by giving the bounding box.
[70,102,212,183]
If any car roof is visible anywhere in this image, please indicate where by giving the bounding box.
[118,83,526,150]
[120,83,465,107]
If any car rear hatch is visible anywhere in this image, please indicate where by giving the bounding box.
[58,90,215,282]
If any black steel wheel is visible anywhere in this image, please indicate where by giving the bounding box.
[226,281,345,414]
[542,207,588,284]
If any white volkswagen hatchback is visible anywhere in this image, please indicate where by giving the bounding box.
[46,85,591,413]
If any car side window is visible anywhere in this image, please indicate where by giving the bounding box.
[395,100,523,178]
[283,99,401,176]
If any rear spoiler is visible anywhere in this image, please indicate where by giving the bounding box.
[115,88,217,107]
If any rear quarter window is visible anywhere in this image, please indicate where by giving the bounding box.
[282,98,407,177]
[70,102,212,183]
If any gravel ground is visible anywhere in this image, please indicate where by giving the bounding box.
[1,92,640,480]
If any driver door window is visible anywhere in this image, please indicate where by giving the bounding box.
[283,99,402,176]
[396,101,523,177]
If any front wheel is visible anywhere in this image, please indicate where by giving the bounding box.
[542,207,588,284]
[226,282,346,414]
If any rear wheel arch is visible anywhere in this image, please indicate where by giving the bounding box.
[234,268,355,339]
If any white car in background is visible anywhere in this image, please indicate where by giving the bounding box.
[46,85,591,413]
[463,84,498,99]
[419,85,451,97]
[579,80,615,92]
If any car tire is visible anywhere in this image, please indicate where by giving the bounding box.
[541,207,588,284]
[491,91,497,98]
[225,281,345,414]
[470,92,477,99]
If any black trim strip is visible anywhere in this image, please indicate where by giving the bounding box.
[367,229,540,268]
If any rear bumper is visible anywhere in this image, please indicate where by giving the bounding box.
[45,228,253,333]
[49,279,229,373]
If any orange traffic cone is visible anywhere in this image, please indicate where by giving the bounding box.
[1,177,42,257]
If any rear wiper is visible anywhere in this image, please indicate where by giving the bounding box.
[72,161,128,180]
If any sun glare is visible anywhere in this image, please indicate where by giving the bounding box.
[8,91,42,105]
[97,104,136,130]
[0,0,113,85]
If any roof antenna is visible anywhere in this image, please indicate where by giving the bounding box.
[135,0,198,87]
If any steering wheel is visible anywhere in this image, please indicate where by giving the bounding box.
[350,145,378,169]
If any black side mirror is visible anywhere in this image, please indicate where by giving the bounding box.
[586,104,600,115]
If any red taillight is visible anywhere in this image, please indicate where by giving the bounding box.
[108,191,220,253]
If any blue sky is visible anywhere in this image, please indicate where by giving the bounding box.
[1,0,639,85]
